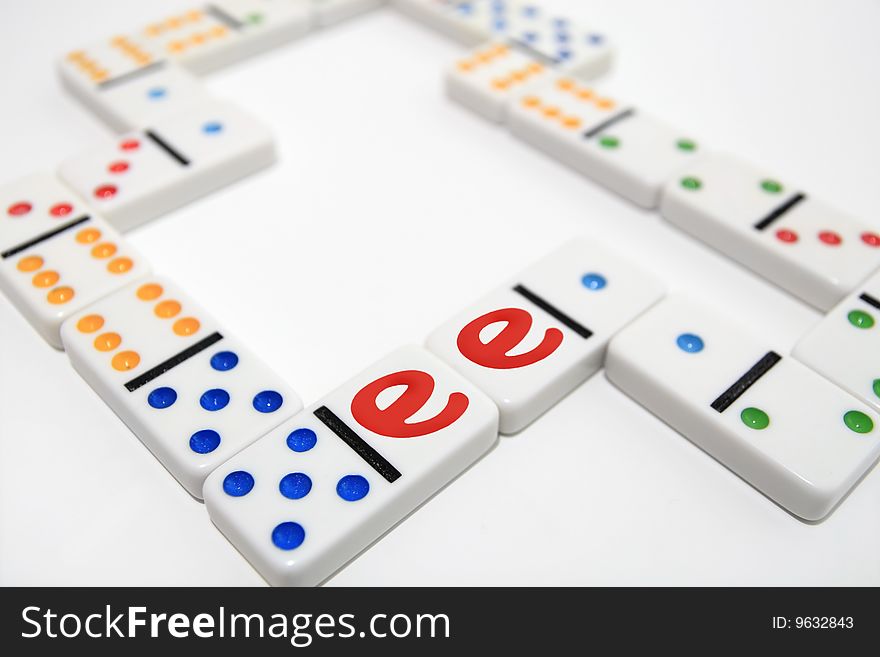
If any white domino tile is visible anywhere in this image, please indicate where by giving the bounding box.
[312,0,386,27]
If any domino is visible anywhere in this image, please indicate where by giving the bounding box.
[794,269,880,414]
[312,0,386,27]
[0,173,149,348]
[132,1,312,75]
[426,239,664,433]
[203,345,498,586]
[445,42,551,122]
[60,277,302,498]
[59,55,211,132]
[659,152,880,310]
[58,99,276,232]
[391,0,494,45]
[508,74,701,207]
[605,296,880,520]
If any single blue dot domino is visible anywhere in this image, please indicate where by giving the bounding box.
[147,87,167,99]
[202,121,223,134]
[147,386,177,409]
[271,521,305,550]
[279,472,312,500]
[336,475,370,502]
[253,390,283,413]
[190,429,221,454]
[286,428,317,452]
[223,470,255,497]
[581,273,607,290]
[676,333,705,353]
[200,388,230,411]
[210,350,239,371]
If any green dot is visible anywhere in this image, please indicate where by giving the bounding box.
[676,138,697,152]
[761,179,783,193]
[843,410,874,434]
[873,379,880,400]
[847,309,875,329]
[599,135,619,149]
[741,407,770,430]
[247,12,263,24]
[681,177,702,191]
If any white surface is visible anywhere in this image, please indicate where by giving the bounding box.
[1,0,879,585]
[204,345,498,586]
[605,296,880,521]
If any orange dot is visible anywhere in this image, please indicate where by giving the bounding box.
[522,96,541,108]
[562,116,583,129]
[137,283,163,301]
[512,69,529,81]
[77,314,104,333]
[155,300,182,318]
[76,228,101,244]
[168,41,185,53]
[91,71,109,82]
[112,350,140,371]
[477,50,494,63]
[173,317,200,336]
[94,332,122,351]
[493,44,509,56]
[17,256,43,272]
[527,63,544,74]
[91,242,117,259]
[457,60,474,72]
[192,33,207,45]
[491,78,510,90]
[557,78,575,91]
[576,89,595,101]
[543,106,561,118]
[212,25,228,38]
[107,257,133,274]
[186,10,201,21]
[47,286,74,305]
[595,98,615,110]
[167,17,182,29]
[32,270,60,288]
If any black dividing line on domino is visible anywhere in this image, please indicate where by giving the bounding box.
[583,108,635,140]
[1,215,91,259]
[711,351,782,413]
[508,38,559,66]
[753,193,806,231]
[513,284,593,339]
[860,293,880,311]
[146,130,191,167]
[314,406,402,484]
[97,61,166,91]
[124,331,224,392]
[205,4,245,30]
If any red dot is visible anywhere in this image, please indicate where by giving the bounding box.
[7,202,32,216]
[818,230,842,246]
[50,202,73,217]
[94,184,118,200]
[108,161,129,174]
[862,232,880,247]
[776,229,798,243]
[120,139,140,151]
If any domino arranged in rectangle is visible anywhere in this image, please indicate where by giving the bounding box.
[794,269,880,414]
[659,152,880,310]
[203,345,499,586]
[507,74,700,207]
[426,239,665,433]
[61,277,302,497]
[0,173,149,347]
[605,296,880,520]
[58,99,276,231]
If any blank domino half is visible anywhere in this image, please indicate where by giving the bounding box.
[507,74,700,208]
[204,345,499,586]
[605,297,880,520]
[61,277,303,498]
[0,173,149,347]
[659,152,880,310]
[426,239,664,433]
[312,0,386,27]
[794,270,880,414]
[58,99,276,232]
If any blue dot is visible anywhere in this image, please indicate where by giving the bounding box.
[223,471,254,497]
[279,472,312,500]
[588,33,605,45]
[581,273,607,290]
[200,388,230,411]
[147,386,177,409]
[336,475,370,502]
[493,19,507,30]
[676,333,704,353]
[147,87,167,100]
[210,351,239,371]
[190,429,221,454]
[524,31,539,42]
[554,18,568,28]
[286,428,317,452]
[558,49,573,60]
[253,390,283,413]
[202,121,223,135]
[271,521,305,550]
[523,5,538,17]
[556,32,570,43]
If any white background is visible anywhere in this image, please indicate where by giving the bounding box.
[1,0,879,586]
